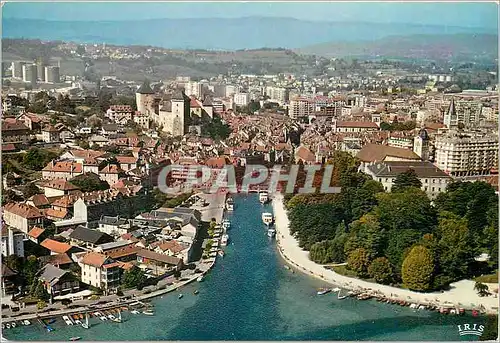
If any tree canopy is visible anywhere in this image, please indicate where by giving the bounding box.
[70,173,110,192]
[401,245,435,291]
[391,168,422,192]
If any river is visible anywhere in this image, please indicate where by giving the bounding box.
[5,194,482,341]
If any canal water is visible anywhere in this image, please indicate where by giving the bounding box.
[5,194,483,341]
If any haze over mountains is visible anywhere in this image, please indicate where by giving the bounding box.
[3,17,497,60]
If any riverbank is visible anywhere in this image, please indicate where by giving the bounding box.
[272,193,498,315]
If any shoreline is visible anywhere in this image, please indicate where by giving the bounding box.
[271,193,498,315]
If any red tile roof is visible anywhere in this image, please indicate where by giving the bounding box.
[81,252,109,268]
[42,179,80,191]
[3,203,44,219]
[28,226,46,239]
[42,161,83,173]
[41,239,72,254]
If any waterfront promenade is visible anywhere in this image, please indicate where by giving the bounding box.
[272,193,499,315]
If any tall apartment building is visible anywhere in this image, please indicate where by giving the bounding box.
[11,61,25,79]
[45,66,60,84]
[184,81,202,98]
[289,97,314,119]
[225,85,237,97]
[234,93,250,107]
[443,98,482,129]
[22,64,37,85]
[265,86,288,103]
[434,131,498,177]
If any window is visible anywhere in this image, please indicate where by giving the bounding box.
[432,187,435,191]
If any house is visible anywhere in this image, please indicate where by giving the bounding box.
[69,226,114,249]
[97,216,131,236]
[26,194,51,209]
[100,124,119,136]
[17,112,45,131]
[1,227,25,257]
[357,143,421,173]
[37,264,80,296]
[364,161,452,199]
[99,165,123,186]
[2,143,18,153]
[41,125,60,143]
[136,248,183,274]
[294,146,316,164]
[333,120,380,133]
[95,242,141,262]
[1,264,18,296]
[89,135,110,147]
[3,203,44,233]
[41,238,82,256]
[115,156,138,172]
[27,226,48,244]
[79,252,129,291]
[154,240,191,264]
[41,179,80,197]
[2,120,31,143]
[42,161,84,180]
[39,253,74,269]
[143,207,201,238]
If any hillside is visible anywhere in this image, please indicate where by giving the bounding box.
[295,34,498,61]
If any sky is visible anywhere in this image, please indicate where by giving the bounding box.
[3,1,498,29]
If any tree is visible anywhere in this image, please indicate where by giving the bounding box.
[401,245,435,291]
[22,148,59,171]
[391,169,422,192]
[347,248,371,278]
[121,266,146,290]
[5,254,22,272]
[480,315,498,341]
[70,173,110,192]
[474,282,490,297]
[345,214,384,260]
[368,257,393,284]
[23,255,40,287]
[23,183,42,199]
[31,280,50,301]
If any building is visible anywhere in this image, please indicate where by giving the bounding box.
[41,179,80,197]
[387,136,414,150]
[2,264,18,296]
[97,216,131,236]
[136,249,183,275]
[42,161,84,180]
[266,86,288,103]
[332,120,379,133]
[434,131,498,177]
[2,120,31,143]
[234,93,250,107]
[140,207,201,239]
[41,239,82,256]
[69,226,114,249]
[41,125,61,143]
[443,98,482,129]
[413,128,430,161]
[106,105,134,122]
[79,252,128,291]
[289,97,314,119]
[3,203,44,234]
[364,161,451,198]
[22,64,37,85]
[135,80,157,115]
[1,227,25,257]
[156,90,189,137]
[11,61,25,79]
[37,264,80,297]
[44,66,60,84]
[357,144,422,173]
[184,81,203,98]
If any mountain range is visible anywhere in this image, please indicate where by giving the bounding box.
[3,17,497,51]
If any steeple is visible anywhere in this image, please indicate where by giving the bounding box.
[446,97,456,117]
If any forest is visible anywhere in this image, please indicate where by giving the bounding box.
[285,152,498,292]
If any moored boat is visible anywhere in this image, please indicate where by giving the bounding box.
[178,294,184,299]
[317,288,331,296]
[262,212,274,226]
[259,191,269,204]
[225,197,234,211]
[130,310,140,314]
[194,290,199,295]
[222,219,231,230]
[197,275,204,282]
[69,337,81,341]
[267,228,276,238]
[143,309,154,315]
[221,234,229,246]
[218,250,225,258]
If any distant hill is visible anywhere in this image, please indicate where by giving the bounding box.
[295,34,498,61]
[2,17,496,51]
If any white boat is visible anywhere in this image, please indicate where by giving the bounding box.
[222,219,231,230]
[221,234,229,246]
[337,290,347,300]
[143,310,154,316]
[130,310,140,314]
[23,320,30,326]
[225,198,234,211]
[267,228,276,238]
[69,337,81,341]
[332,287,341,293]
[62,316,74,326]
[259,191,269,204]
[10,322,16,328]
[112,310,122,323]
[218,250,225,258]
[262,212,274,226]
[5,324,10,329]
[197,275,204,282]
[81,313,89,328]
[74,319,82,325]
[107,314,116,320]
[317,288,331,296]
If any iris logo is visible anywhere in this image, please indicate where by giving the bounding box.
[457,323,484,337]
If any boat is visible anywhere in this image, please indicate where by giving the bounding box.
[284,265,290,270]
[130,310,140,314]
[221,234,229,246]
[222,219,231,231]
[5,324,10,329]
[178,294,184,299]
[107,314,116,320]
[218,250,225,258]
[259,191,269,204]
[62,316,74,326]
[337,290,347,300]
[262,212,274,226]
[197,275,204,282]
[11,322,16,328]
[225,197,234,211]
[23,320,30,325]
[143,310,154,316]
[267,228,276,238]
[112,310,122,323]
[317,288,331,296]
[81,313,89,329]
[69,337,81,341]
[194,290,199,295]
[46,325,54,332]
[332,288,341,293]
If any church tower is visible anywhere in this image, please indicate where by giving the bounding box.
[443,97,457,128]
[413,127,430,161]
[135,80,155,115]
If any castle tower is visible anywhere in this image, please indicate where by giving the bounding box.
[135,80,155,115]
[413,127,430,161]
